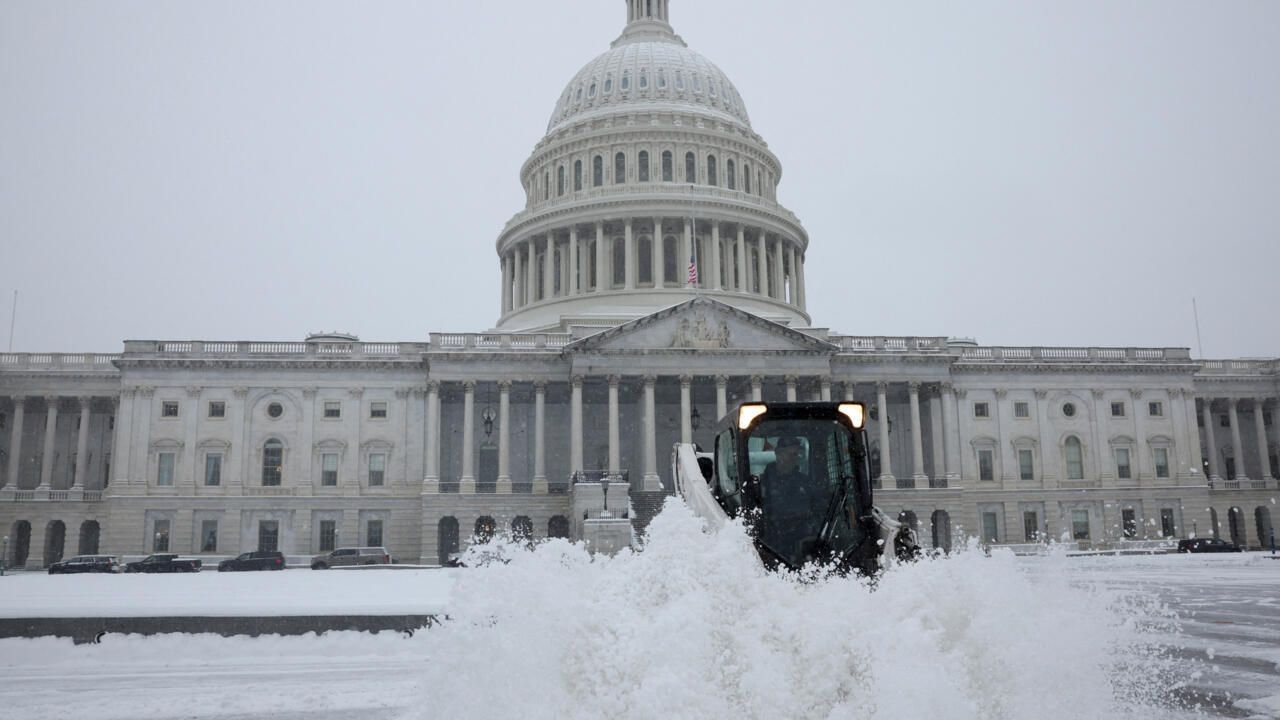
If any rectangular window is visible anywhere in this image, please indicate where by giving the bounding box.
[1122,509,1137,538]
[370,401,388,419]
[1154,448,1169,478]
[1219,414,1230,428]
[981,512,999,543]
[369,453,386,486]
[321,453,339,486]
[204,453,222,486]
[974,402,990,419]
[324,401,341,419]
[1014,402,1029,418]
[1226,457,1236,481]
[366,519,383,548]
[1023,511,1039,542]
[258,521,279,552]
[201,520,218,553]
[1111,402,1126,417]
[319,520,336,552]
[1072,510,1090,540]
[208,401,226,418]
[161,401,179,418]
[154,519,170,552]
[1115,448,1131,480]
[1018,449,1034,481]
[1148,401,1164,417]
[157,452,175,486]
[1160,509,1176,538]
[0,412,5,430]
[1265,411,1273,427]
[978,449,994,481]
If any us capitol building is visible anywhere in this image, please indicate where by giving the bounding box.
[2,0,1276,568]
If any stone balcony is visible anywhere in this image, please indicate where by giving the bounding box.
[0,353,121,372]
[121,340,429,360]
[0,487,104,502]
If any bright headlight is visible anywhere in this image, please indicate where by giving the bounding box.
[838,403,865,429]
[738,404,768,430]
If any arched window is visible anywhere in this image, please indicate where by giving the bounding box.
[438,517,459,566]
[692,73,702,93]
[548,515,570,539]
[662,151,673,182]
[512,516,534,542]
[262,439,283,486]
[663,235,678,283]
[44,520,66,567]
[757,169,764,196]
[575,86,582,103]
[685,152,697,183]
[615,152,626,184]
[675,70,685,91]
[1064,436,1084,480]
[612,237,626,286]
[658,69,667,89]
[593,155,603,187]
[726,159,736,190]
[574,160,583,191]
[1256,507,1273,549]
[10,520,31,567]
[588,80,597,98]
[78,520,101,555]
[639,69,648,89]
[603,74,613,94]
[474,516,497,543]
[557,166,565,196]
[707,155,718,186]
[638,235,653,285]
[1228,507,1245,546]
[744,163,752,194]
[621,71,631,91]
[710,79,718,98]
[1209,507,1221,539]
[638,150,650,182]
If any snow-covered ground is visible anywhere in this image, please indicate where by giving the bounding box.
[1,502,1277,720]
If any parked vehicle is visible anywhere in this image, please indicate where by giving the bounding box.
[47,555,120,574]
[310,547,391,569]
[124,554,202,573]
[217,551,286,572]
[1178,538,1243,553]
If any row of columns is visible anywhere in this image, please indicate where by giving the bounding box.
[3,396,110,490]
[500,219,806,315]
[1198,397,1279,484]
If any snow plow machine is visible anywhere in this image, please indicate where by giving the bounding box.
[673,402,917,575]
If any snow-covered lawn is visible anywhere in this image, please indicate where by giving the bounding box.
[1,507,1277,720]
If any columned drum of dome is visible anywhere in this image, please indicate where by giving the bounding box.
[494,0,811,332]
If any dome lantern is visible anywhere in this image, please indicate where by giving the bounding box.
[626,0,670,27]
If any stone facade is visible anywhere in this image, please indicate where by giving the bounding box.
[1,1,1276,568]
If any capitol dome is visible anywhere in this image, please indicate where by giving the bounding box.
[494,0,811,333]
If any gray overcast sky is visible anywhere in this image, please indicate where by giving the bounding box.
[2,1,1278,358]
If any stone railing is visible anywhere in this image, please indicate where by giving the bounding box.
[832,336,949,353]
[956,346,1192,363]
[0,353,121,371]
[1197,359,1277,375]
[503,183,804,238]
[571,470,630,484]
[0,488,104,501]
[122,341,428,360]
[244,486,298,497]
[429,333,573,351]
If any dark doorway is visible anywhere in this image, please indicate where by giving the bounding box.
[44,520,66,567]
[78,520,101,555]
[438,517,459,565]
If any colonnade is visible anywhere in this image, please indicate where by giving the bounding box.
[2,395,114,492]
[1198,396,1280,485]
[499,218,806,315]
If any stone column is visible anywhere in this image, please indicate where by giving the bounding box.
[680,375,693,444]
[715,375,728,420]
[1183,391,1204,480]
[1131,390,1149,481]
[5,396,24,488]
[820,377,832,402]
[736,226,747,292]
[607,376,621,473]
[654,217,665,286]
[710,222,722,290]
[497,381,512,492]
[568,226,579,295]
[180,387,200,492]
[526,240,537,304]
[38,396,59,489]
[594,221,606,292]
[876,382,894,483]
[773,240,785,300]
[1228,399,1247,481]
[513,250,524,308]
[751,375,763,402]
[909,382,927,483]
[1202,399,1221,483]
[796,252,807,311]
[785,376,797,402]
[425,382,440,482]
[1254,400,1273,481]
[501,253,512,314]
[843,383,855,402]
[460,382,476,490]
[533,381,547,492]
[785,245,796,303]
[929,387,945,483]
[543,233,555,300]
[756,230,768,295]
[643,376,659,488]
[941,383,960,481]
[570,376,584,474]
[70,397,90,490]
[624,220,635,290]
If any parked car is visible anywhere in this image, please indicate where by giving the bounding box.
[217,551,286,572]
[1177,538,1243,553]
[310,547,391,569]
[47,555,120,574]
[124,554,202,573]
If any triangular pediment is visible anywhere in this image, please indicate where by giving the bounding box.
[565,298,836,354]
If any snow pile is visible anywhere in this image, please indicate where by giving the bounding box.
[410,500,1183,720]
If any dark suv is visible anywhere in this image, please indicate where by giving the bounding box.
[218,551,286,572]
[48,555,120,574]
[1178,538,1243,553]
[311,547,391,569]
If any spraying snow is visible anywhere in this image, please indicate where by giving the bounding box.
[410,500,1185,720]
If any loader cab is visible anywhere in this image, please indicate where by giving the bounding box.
[709,402,879,573]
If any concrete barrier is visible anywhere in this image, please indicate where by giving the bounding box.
[0,614,441,644]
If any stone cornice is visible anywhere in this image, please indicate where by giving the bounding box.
[950,361,1203,375]
[114,358,427,371]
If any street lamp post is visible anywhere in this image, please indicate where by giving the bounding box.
[1,535,8,576]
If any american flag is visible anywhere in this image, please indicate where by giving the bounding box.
[687,254,699,286]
